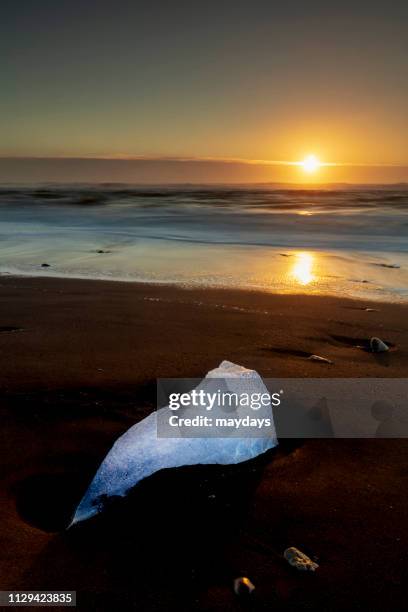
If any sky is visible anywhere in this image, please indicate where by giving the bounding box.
[1,0,407,183]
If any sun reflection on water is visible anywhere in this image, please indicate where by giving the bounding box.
[291,251,315,285]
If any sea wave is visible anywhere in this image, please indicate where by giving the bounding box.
[1,185,407,301]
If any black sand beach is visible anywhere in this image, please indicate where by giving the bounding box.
[1,276,408,610]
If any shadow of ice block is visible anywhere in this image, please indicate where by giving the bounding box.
[71,361,277,525]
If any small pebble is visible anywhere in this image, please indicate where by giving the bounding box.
[233,577,255,595]
[370,337,389,353]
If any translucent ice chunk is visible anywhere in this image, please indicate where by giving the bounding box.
[71,361,277,525]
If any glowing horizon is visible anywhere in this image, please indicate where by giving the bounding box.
[1,2,407,182]
[1,154,408,184]
[2,153,406,168]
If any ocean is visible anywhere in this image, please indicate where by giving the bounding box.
[1,184,408,302]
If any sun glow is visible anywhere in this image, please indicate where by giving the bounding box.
[301,154,321,173]
[291,252,315,285]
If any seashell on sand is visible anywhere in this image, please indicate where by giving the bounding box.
[308,354,333,364]
[284,547,319,572]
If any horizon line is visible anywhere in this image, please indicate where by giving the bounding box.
[1,154,408,168]
[1,180,407,188]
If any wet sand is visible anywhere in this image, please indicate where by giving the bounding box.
[1,276,408,610]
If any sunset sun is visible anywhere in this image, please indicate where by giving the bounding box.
[301,154,321,173]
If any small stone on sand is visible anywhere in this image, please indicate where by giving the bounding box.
[233,577,255,595]
[284,547,319,571]
[370,337,389,353]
